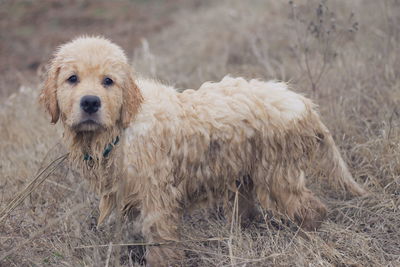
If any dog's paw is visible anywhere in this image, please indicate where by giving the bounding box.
[294,194,327,231]
[145,246,184,267]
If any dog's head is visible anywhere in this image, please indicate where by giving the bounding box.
[40,36,143,132]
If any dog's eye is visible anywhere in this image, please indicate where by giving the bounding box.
[67,75,78,84]
[103,77,114,87]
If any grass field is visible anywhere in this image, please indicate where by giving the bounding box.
[0,0,399,266]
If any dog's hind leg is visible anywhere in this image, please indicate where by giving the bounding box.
[255,166,327,231]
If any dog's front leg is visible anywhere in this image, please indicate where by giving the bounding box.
[98,192,116,225]
[141,194,184,266]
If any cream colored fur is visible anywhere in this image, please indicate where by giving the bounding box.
[40,37,366,266]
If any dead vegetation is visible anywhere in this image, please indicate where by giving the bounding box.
[0,0,399,266]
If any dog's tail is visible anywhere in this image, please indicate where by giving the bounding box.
[314,123,367,196]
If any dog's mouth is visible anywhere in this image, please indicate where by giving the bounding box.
[72,119,105,132]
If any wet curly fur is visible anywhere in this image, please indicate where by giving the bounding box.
[40,36,366,266]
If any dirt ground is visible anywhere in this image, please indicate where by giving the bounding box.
[0,0,399,266]
[0,0,200,98]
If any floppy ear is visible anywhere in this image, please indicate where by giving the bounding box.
[120,66,143,128]
[39,62,60,124]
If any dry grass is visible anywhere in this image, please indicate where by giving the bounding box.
[1,0,399,266]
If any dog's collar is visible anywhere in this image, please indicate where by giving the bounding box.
[83,136,120,161]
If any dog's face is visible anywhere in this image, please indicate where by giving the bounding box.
[40,37,142,132]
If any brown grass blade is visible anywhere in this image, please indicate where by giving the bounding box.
[0,153,69,224]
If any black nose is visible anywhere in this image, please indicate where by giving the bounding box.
[80,95,101,114]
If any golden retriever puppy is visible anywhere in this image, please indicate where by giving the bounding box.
[40,36,366,266]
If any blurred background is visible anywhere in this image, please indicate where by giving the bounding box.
[0,0,399,266]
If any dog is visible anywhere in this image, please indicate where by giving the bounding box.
[39,36,366,266]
